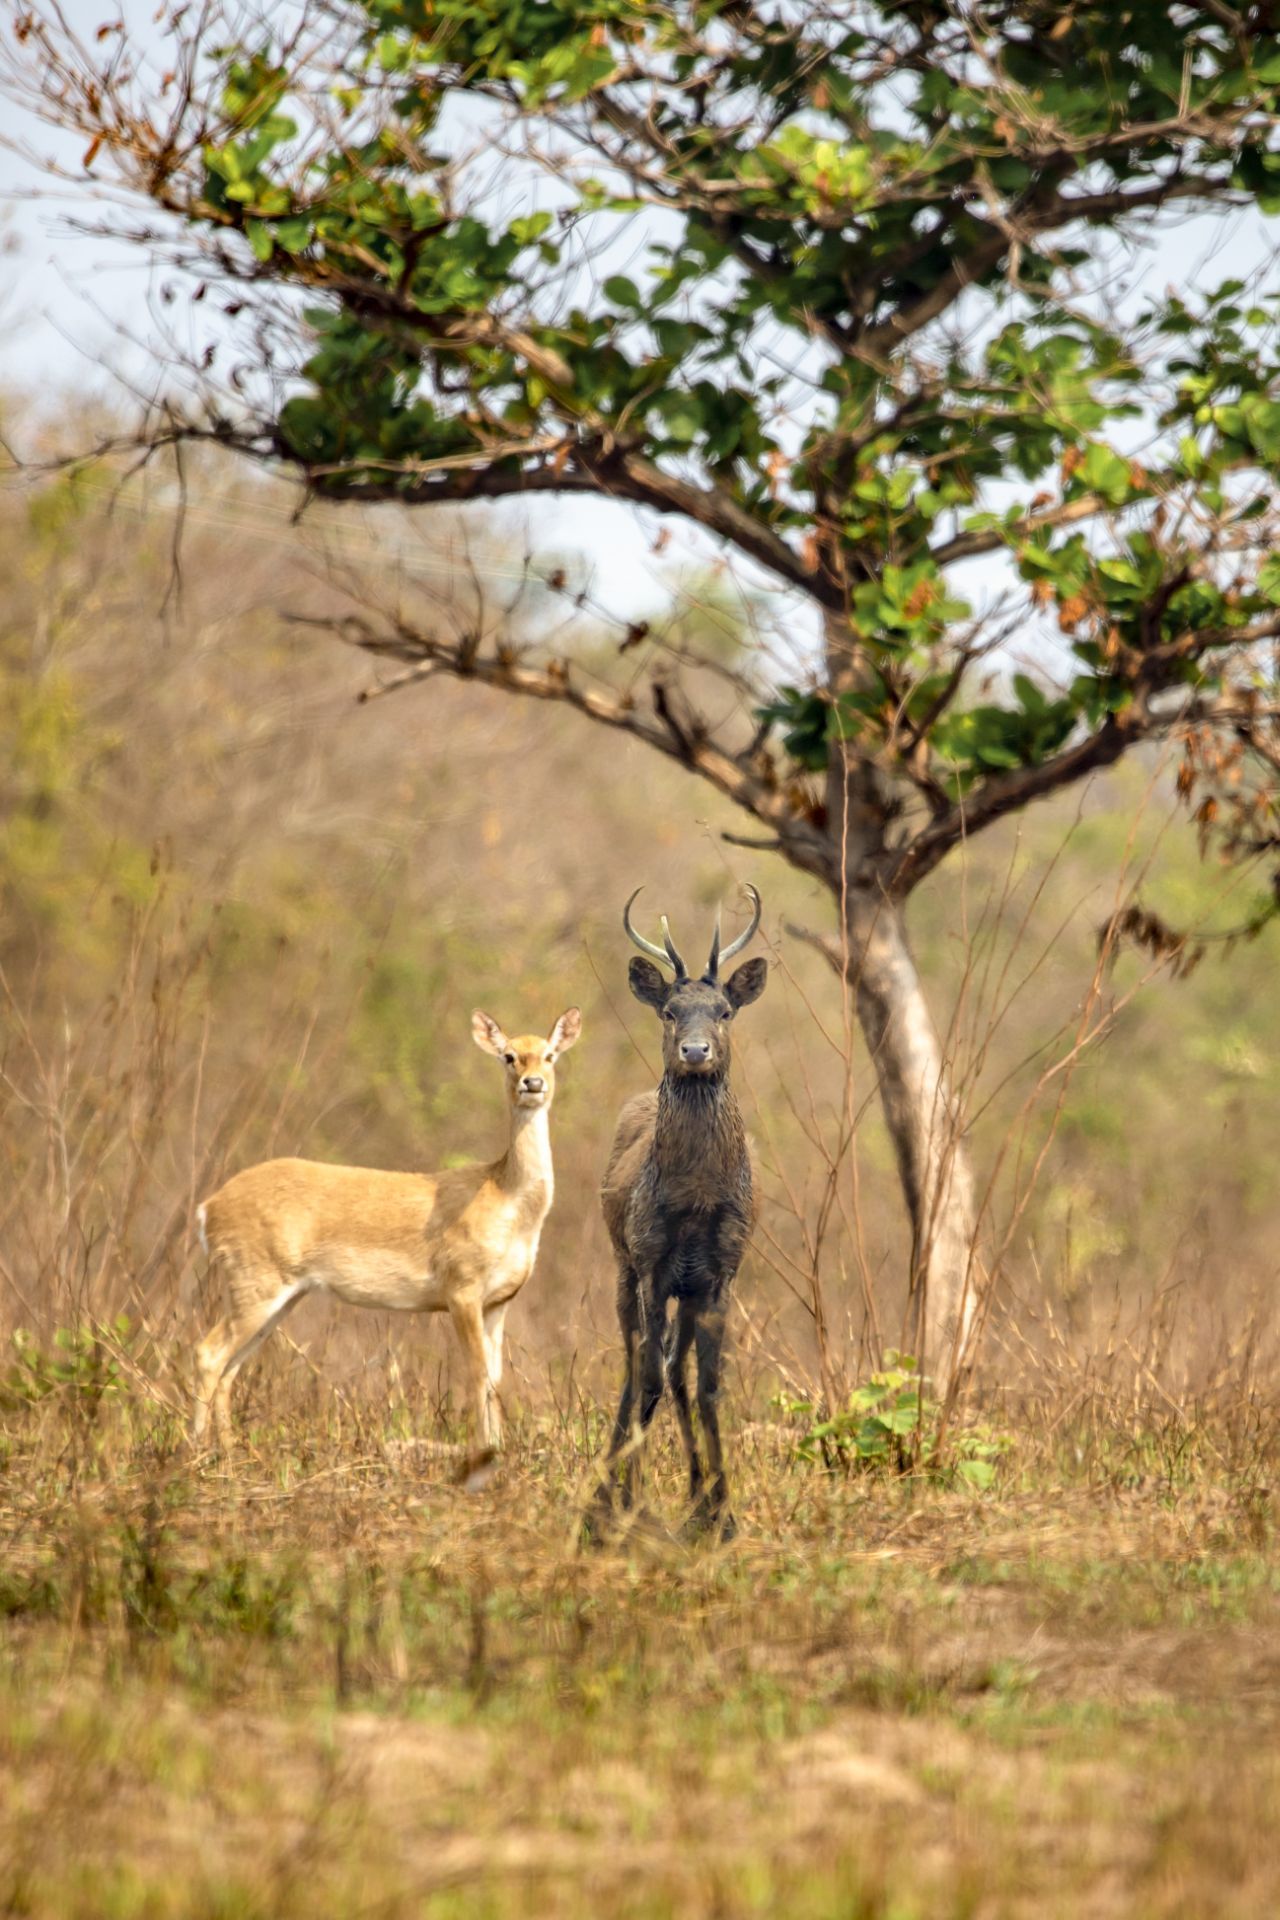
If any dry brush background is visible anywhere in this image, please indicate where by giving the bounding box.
[1,408,1279,1918]
[1,416,1277,1411]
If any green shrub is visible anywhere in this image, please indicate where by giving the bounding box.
[778,1353,1010,1489]
[2,1315,133,1411]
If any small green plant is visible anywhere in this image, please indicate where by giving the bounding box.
[786,1353,925,1474]
[949,1428,1010,1492]
[2,1315,133,1411]
[777,1354,1009,1489]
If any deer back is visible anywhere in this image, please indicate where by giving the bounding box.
[200,1154,527,1309]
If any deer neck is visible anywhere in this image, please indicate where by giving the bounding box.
[655,1071,743,1188]
[498,1101,554,1208]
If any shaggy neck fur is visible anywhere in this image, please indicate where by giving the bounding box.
[654,1069,747,1196]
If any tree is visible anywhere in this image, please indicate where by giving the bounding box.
[8,0,1280,1389]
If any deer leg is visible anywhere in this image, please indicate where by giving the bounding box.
[606,1338,636,1486]
[192,1320,230,1447]
[637,1293,667,1429]
[481,1301,510,1437]
[666,1300,703,1505]
[607,1272,640,1443]
[614,1283,668,1509]
[589,1268,644,1525]
[193,1278,306,1452]
[692,1303,735,1540]
[449,1295,498,1452]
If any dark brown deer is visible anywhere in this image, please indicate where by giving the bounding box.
[595,885,767,1538]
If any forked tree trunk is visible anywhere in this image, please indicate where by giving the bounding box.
[842,888,980,1395]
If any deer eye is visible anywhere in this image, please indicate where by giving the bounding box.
[720,1009,732,1020]
[504,1052,516,1065]
[662,1008,676,1022]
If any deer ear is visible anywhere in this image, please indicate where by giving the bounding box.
[548,1007,582,1055]
[628,958,668,1010]
[724,957,767,1010]
[471,1010,509,1056]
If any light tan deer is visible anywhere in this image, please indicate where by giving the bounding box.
[191,1006,581,1453]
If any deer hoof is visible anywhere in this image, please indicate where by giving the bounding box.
[580,1509,611,1552]
[682,1502,737,1546]
[457,1447,499,1493]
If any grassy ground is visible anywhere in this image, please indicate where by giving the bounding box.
[2,1388,1278,1919]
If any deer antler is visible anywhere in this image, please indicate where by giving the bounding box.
[623,888,687,977]
[708,885,762,976]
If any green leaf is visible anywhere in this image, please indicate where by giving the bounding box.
[1240,393,1280,464]
[1079,443,1133,506]
[510,210,552,245]
[956,1459,996,1490]
[272,216,312,254]
[603,274,641,308]
[755,688,829,770]
[653,390,704,445]
[1013,672,1046,714]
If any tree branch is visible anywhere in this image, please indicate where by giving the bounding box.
[292,460,611,508]
[289,611,835,881]
[604,449,833,604]
[893,674,1280,893]
[893,715,1133,891]
[785,920,846,977]
[856,167,1221,364]
[930,492,1110,567]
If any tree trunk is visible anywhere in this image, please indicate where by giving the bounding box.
[819,605,980,1394]
[842,887,980,1395]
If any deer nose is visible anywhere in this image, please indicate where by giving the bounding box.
[521,1075,545,1094]
[679,1041,710,1065]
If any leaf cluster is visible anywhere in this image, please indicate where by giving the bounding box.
[778,1353,1008,1489]
[2,1318,133,1412]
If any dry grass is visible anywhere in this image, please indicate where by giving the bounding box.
[2,1384,1278,1919]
